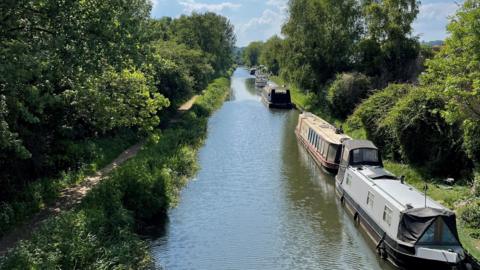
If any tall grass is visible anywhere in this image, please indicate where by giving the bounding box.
[0,78,231,269]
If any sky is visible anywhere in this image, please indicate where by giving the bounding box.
[150,0,463,47]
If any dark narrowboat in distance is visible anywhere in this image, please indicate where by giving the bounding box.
[295,112,351,172]
[262,84,293,109]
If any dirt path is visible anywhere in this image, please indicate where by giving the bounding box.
[0,95,199,256]
[178,95,199,111]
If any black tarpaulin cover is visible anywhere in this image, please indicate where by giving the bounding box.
[397,207,459,246]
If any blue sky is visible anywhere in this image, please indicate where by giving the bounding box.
[151,0,462,46]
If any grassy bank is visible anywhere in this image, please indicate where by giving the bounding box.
[0,130,139,238]
[271,77,480,260]
[0,77,231,269]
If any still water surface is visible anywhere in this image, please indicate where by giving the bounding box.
[151,68,395,270]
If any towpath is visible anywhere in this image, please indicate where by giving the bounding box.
[0,95,199,256]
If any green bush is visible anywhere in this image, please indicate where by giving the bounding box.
[382,87,471,176]
[460,200,480,229]
[348,84,412,158]
[0,208,152,270]
[0,77,231,269]
[0,130,138,238]
[327,73,372,119]
[473,170,480,197]
[463,120,480,165]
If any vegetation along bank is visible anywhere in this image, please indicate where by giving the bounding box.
[1,0,235,268]
[0,77,232,269]
[242,0,480,260]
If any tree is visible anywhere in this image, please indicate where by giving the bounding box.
[327,73,371,119]
[66,69,169,133]
[172,12,236,75]
[259,36,284,75]
[281,0,362,90]
[421,0,480,164]
[242,41,264,67]
[146,40,214,94]
[360,0,420,81]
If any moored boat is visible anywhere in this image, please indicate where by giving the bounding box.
[249,68,256,75]
[295,112,351,172]
[255,74,268,88]
[335,139,470,269]
[262,84,293,109]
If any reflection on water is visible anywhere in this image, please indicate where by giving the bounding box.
[151,68,394,270]
[244,77,258,96]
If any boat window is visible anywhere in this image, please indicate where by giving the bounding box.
[342,148,349,163]
[352,148,380,165]
[346,174,352,186]
[317,138,323,151]
[314,133,318,147]
[308,129,312,143]
[321,141,328,157]
[327,144,338,162]
[418,218,459,245]
[383,206,392,226]
[366,191,374,208]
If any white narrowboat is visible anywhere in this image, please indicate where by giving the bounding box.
[255,74,268,88]
[295,112,351,172]
[335,140,469,269]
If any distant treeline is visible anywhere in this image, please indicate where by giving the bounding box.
[0,0,235,235]
[243,0,480,184]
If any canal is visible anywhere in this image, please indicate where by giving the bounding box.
[151,68,395,270]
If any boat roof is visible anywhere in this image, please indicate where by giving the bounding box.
[264,85,289,93]
[343,140,377,153]
[352,166,447,212]
[300,112,351,144]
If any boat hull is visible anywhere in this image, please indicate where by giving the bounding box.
[295,128,339,173]
[261,95,293,109]
[335,183,469,270]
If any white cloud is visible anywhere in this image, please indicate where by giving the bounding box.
[178,0,241,14]
[150,0,161,9]
[266,0,288,11]
[236,8,286,46]
[414,2,462,40]
[418,3,459,21]
[240,9,281,32]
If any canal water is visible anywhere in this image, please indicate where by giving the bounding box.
[151,68,395,270]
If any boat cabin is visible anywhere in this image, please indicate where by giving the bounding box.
[337,140,382,181]
[262,85,293,109]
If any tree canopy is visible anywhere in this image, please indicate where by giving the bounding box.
[421,0,480,164]
[281,0,362,89]
[242,41,264,67]
[0,0,235,202]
